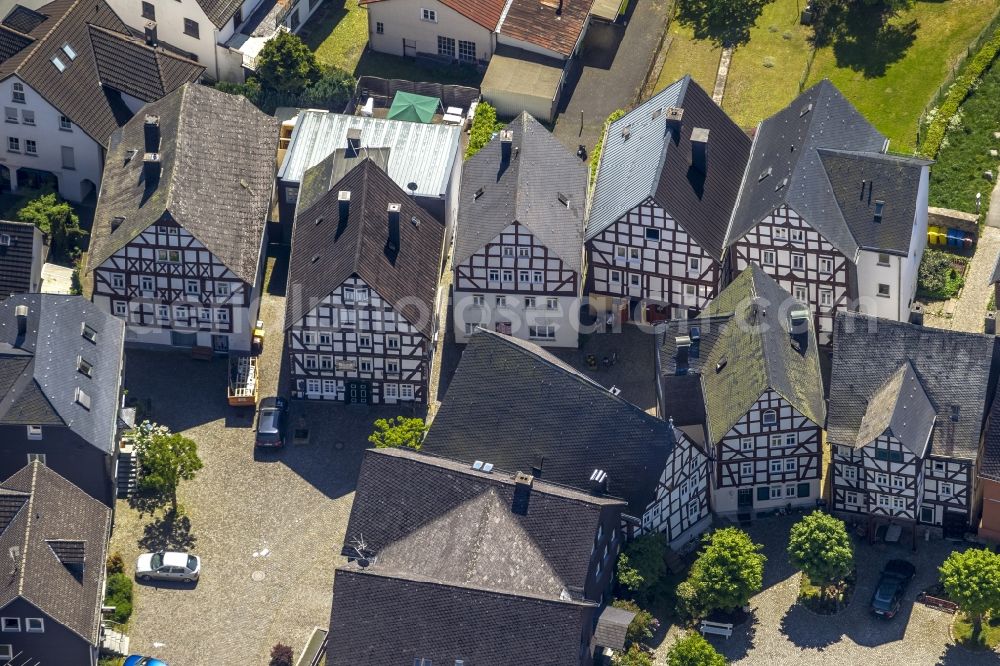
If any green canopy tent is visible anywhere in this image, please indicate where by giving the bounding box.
[387,91,441,123]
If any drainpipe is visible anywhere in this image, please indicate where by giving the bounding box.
[213,27,221,81]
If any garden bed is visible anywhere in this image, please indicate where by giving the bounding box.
[917,248,969,301]
[798,572,856,615]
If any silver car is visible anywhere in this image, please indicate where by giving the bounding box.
[136,551,201,583]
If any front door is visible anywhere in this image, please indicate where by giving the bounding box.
[345,381,371,405]
[403,39,417,57]
[942,510,967,539]
[738,488,753,509]
[211,334,229,353]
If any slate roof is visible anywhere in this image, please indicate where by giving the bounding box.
[656,265,826,444]
[0,462,111,645]
[851,360,936,455]
[828,311,994,461]
[294,147,390,215]
[285,158,445,337]
[87,83,277,283]
[454,112,587,273]
[981,395,1000,483]
[0,0,203,146]
[499,0,594,57]
[194,0,246,29]
[0,294,124,452]
[588,76,751,260]
[327,446,618,665]
[358,0,506,30]
[0,220,41,297]
[423,329,681,515]
[725,80,930,258]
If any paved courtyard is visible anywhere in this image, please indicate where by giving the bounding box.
[655,515,1000,665]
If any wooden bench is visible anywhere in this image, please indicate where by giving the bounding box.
[917,593,959,613]
[700,620,733,638]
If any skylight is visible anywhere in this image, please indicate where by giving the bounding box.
[51,56,65,72]
[81,322,97,343]
[62,43,76,60]
[74,386,91,410]
[874,199,885,222]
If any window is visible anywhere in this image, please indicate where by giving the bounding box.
[877,253,890,266]
[629,274,640,287]
[318,356,333,371]
[762,409,776,425]
[387,360,399,374]
[4,107,15,123]
[877,283,890,298]
[891,475,905,489]
[769,434,783,448]
[770,486,783,499]
[198,308,211,322]
[114,301,127,316]
[1,618,19,632]
[21,110,33,125]
[773,227,787,241]
[385,383,398,398]
[502,246,514,257]
[524,296,536,308]
[532,270,543,283]
[819,257,832,274]
[157,305,168,320]
[687,500,699,519]
[502,269,513,282]
[306,378,321,393]
[437,36,455,58]
[61,145,74,169]
[458,39,476,62]
[740,462,752,477]
[472,294,485,306]
[186,280,200,295]
[615,246,627,260]
[141,0,155,19]
[933,460,945,473]
[920,506,934,523]
[529,325,556,340]
[59,115,71,130]
[877,494,890,508]
[785,484,797,497]
[359,335,371,347]
[386,335,400,350]
[892,496,905,510]
[519,270,530,282]
[770,460,782,474]
[762,250,775,265]
[790,229,804,243]
[62,43,76,60]
[421,7,437,20]
[496,295,506,307]
[157,249,181,262]
[645,228,660,241]
[610,270,621,284]
[785,459,797,472]
[874,200,884,222]
[688,256,700,272]
[25,618,43,633]
[27,425,42,439]
[792,253,805,270]
[303,332,316,346]
[793,285,807,302]
[844,466,857,481]
[140,276,154,292]
[740,437,753,452]
[629,247,640,261]
[784,433,796,447]
[343,286,355,303]
[488,268,500,282]
[939,482,953,497]
[6,137,18,153]
[846,491,859,505]
[112,273,125,289]
[875,472,888,486]
[322,379,336,394]
[518,247,530,257]
[546,297,558,310]
[400,384,414,400]
[174,305,189,320]
[375,20,384,33]
[12,82,24,103]
[216,283,230,297]
[359,359,372,373]
[285,186,298,203]
[0,645,13,659]
[819,288,833,308]
[304,355,318,370]
[215,309,229,324]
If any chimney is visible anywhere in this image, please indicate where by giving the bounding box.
[143,20,157,46]
[143,115,160,153]
[675,335,690,375]
[346,127,362,158]
[589,469,608,496]
[143,152,161,185]
[788,305,810,353]
[386,203,400,255]
[512,471,533,515]
[15,304,28,337]
[336,190,350,237]
[690,127,709,173]
[499,129,513,163]
[665,106,684,135]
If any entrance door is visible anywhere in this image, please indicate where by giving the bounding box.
[737,488,753,509]
[211,334,229,353]
[403,39,417,57]
[942,510,967,539]
[345,381,371,405]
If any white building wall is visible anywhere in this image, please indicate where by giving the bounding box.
[0,77,105,202]
[104,0,223,74]
[365,0,494,61]
[902,167,930,318]
[855,250,902,320]
[640,430,712,552]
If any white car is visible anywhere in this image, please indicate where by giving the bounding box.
[136,551,201,583]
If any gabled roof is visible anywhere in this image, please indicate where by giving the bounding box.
[0,0,203,146]
[284,158,445,337]
[455,112,587,272]
[0,220,42,297]
[358,0,506,30]
[851,360,936,456]
[194,0,247,29]
[656,265,826,444]
[587,76,751,261]
[423,329,680,515]
[829,312,994,461]
[725,80,929,258]
[294,147,390,214]
[499,0,594,57]
[0,462,111,645]
[0,295,124,452]
[87,83,277,283]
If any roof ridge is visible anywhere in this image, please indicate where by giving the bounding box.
[162,83,190,217]
[15,461,37,596]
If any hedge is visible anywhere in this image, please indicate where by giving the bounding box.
[920,28,1000,159]
[465,102,504,160]
[105,572,133,624]
[590,109,626,187]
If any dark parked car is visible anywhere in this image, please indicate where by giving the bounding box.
[255,397,288,447]
[871,559,916,618]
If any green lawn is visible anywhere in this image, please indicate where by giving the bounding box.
[806,0,1000,153]
[655,20,722,94]
[722,0,814,129]
[952,613,1000,650]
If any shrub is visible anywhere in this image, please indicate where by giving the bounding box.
[368,416,427,450]
[665,631,727,666]
[612,644,654,666]
[105,572,133,624]
[269,643,294,666]
[917,249,967,300]
[615,532,667,603]
[106,552,125,575]
[612,599,660,647]
[299,67,354,112]
[590,109,626,186]
[465,102,504,159]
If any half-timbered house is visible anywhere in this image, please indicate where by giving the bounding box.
[86,83,277,353]
[423,328,712,550]
[586,75,751,325]
[828,312,994,535]
[725,80,931,342]
[655,265,826,516]
[452,112,586,347]
[284,157,445,404]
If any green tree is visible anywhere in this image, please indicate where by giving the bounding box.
[616,532,667,600]
[368,416,427,451]
[255,31,320,95]
[612,644,654,666]
[686,527,766,613]
[666,631,727,666]
[133,422,203,514]
[215,78,262,106]
[17,193,84,260]
[676,0,767,46]
[300,67,355,111]
[611,599,659,647]
[465,102,504,159]
[787,512,854,599]
[939,548,1000,634]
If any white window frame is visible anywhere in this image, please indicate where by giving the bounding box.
[785,484,797,498]
[844,466,857,481]
[791,253,805,271]
[769,434,783,447]
[784,459,797,472]
[762,409,777,425]
[502,246,514,257]
[112,273,125,289]
[0,618,19,632]
[688,256,700,272]
[420,7,437,21]
[819,288,833,308]
[0,644,11,659]
[877,283,891,298]
[496,295,507,307]
[488,268,500,282]
[304,355,318,370]
[384,383,398,398]
[386,359,399,374]
[26,453,45,465]
[790,229,804,243]
[740,462,752,477]
[113,301,127,316]
[546,297,558,310]
[762,250,775,265]
[609,270,621,284]
[740,437,753,452]
[877,253,891,266]
[216,282,230,297]
[157,305,169,320]
[215,309,229,324]
[770,460,782,474]
[185,280,200,295]
[875,472,888,486]
[524,296,536,308]
[645,227,660,241]
[472,294,485,306]
[518,246,530,257]
[502,269,513,282]
[819,257,833,274]
[532,270,543,283]
[939,482,953,497]
[24,618,43,633]
[846,491,859,505]
[359,359,373,373]
[400,384,414,400]
[319,355,333,370]
[140,275,154,292]
[773,227,788,241]
[306,378,321,394]
[386,335,401,350]
[770,486,782,500]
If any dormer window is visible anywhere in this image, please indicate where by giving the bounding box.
[874,200,884,222]
[27,425,42,440]
[77,356,93,377]
[74,387,91,410]
[62,43,76,60]
[81,322,97,343]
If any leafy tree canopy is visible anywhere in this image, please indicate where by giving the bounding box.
[368,416,427,451]
[17,193,84,260]
[676,0,767,47]
[133,421,203,513]
[617,532,667,598]
[687,527,766,613]
[787,511,854,589]
[612,599,659,647]
[612,644,655,666]
[465,102,504,159]
[939,548,1000,629]
[255,31,320,95]
[666,631,727,666]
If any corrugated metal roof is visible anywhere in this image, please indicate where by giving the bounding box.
[278,110,461,200]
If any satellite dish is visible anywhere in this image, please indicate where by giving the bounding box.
[406,182,418,195]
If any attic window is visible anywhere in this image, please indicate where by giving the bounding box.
[651,107,663,120]
[311,254,320,264]
[874,200,885,222]
[51,55,65,72]
[76,355,93,377]
[800,103,813,117]
[74,387,91,410]
[557,192,569,207]
[474,186,484,200]
[81,322,97,343]
[0,233,9,246]
[758,167,772,182]
[62,43,76,60]
[775,177,788,192]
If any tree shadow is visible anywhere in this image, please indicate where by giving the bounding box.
[936,642,1000,665]
[812,3,918,77]
[675,0,770,47]
[779,602,846,649]
[138,512,197,552]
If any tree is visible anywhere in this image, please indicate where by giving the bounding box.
[300,67,355,111]
[17,193,84,260]
[686,528,766,614]
[611,599,659,647]
[612,645,654,666]
[939,548,1000,634]
[255,31,320,95]
[616,533,667,601]
[133,421,203,514]
[676,0,767,47]
[465,102,504,159]
[787,511,854,598]
[368,416,427,451]
[665,631,727,666]
[269,643,293,666]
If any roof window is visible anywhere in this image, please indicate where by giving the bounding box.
[74,387,91,410]
[77,355,93,377]
[81,322,97,343]
[758,166,772,182]
[62,43,76,60]
[874,200,885,223]
[51,55,65,72]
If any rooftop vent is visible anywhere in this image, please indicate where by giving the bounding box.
[715,356,728,373]
[589,469,608,495]
[410,215,420,228]
[788,305,810,353]
[800,103,813,117]
[314,216,323,226]
[125,148,138,164]
[531,455,544,477]
[621,124,632,140]
[499,129,514,163]
[651,107,663,120]
[15,304,28,336]
[775,177,788,191]
[338,190,350,232]
[512,471,533,515]
[311,254,320,264]
[143,152,161,184]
